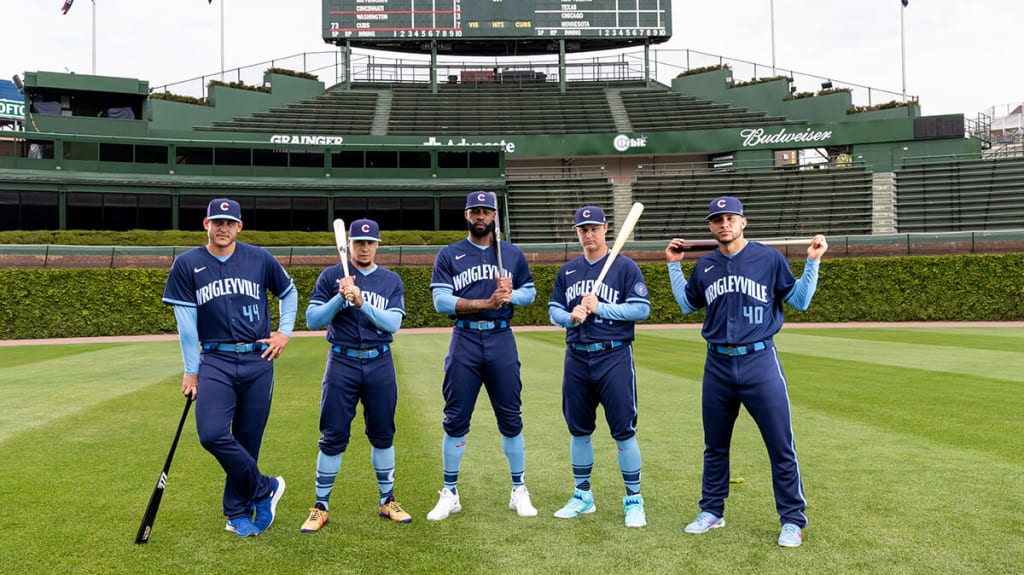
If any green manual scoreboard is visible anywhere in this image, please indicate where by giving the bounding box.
[322,0,671,51]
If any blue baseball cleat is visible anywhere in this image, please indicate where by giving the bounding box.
[253,476,285,531]
[553,488,596,519]
[225,516,260,538]
[684,511,725,534]
[778,523,803,547]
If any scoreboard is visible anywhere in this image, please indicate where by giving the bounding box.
[322,0,671,46]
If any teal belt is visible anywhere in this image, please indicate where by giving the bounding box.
[571,340,623,352]
[708,340,770,356]
[455,320,508,330]
[331,344,389,359]
[201,342,267,353]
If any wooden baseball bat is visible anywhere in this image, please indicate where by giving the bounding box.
[332,218,354,301]
[679,238,814,250]
[591,202,644,296]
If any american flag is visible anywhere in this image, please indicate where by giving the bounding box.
[60,0,74,15]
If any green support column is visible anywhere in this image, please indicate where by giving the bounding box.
[559,40,566,94]
[344,41,352,89]
[171,194,180,230]
[644,41,651,88]
[58,190,67,230]
[431,42,438,95]
[327,196,335,230]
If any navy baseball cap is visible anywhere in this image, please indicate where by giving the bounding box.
[706,196,744,220]
[349,218,381,242]
[465,191,497,210]
[574,205,607,227]
[207,198,242,222]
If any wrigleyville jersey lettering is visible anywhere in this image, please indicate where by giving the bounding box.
[195,277,262,306]
[563,279,620,305]
[452,263,502,291]
[683,242,796,345]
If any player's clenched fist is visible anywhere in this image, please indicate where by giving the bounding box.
[807,234,828,261]
[569,304,590,325]
[665,238,686,263]
[338,275,359,303]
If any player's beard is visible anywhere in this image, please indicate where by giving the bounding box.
[467,220,495,239]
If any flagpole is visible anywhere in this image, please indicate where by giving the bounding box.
[900,1,906,101]
[91,0,96,74]
[770,0,776,76]
[220,0,225,82]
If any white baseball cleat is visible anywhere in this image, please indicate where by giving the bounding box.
[426,488,461,521]
[509,485,538,517]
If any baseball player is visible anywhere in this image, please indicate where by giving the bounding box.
[426,191,538,521]
[665,195,828,548]
[162,197,296,538]
[300,218,411,532]
[548,205,651,528]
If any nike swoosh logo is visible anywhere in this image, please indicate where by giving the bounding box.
[455,254,467,260]
[704,265,714,273]
[194,266,207,273]
[566,269,576,275]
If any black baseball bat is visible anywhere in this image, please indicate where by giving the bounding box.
[134,396,193,544]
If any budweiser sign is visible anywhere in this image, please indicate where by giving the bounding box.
[739,127,833,148]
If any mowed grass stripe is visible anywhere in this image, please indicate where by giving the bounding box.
[0,341,181,442]
[785,327,1024,352]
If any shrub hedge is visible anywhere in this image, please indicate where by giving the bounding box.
[2,253,1022,340]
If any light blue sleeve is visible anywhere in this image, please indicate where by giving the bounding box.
[306,295,345,330]
[360,303,403,334]
[669,262,701,314]
[784,259,820,311]
[432,286,458,315]
[511,285,536,307]
[173,305,200,375]
[277,288,298,337]
[548,304,579,328]
[595,301,651,321]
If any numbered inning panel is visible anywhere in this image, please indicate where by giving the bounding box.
[322,0,671,42]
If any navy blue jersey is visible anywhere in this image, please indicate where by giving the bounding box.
[430,238,533,322]
[683,241,796,345]
[162,241,294,343]
[550,253,650,344]
[309,264,405,347]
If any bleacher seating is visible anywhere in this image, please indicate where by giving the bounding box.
[197,89,379,134]
[385,81,628,136]
[632,166,874,239]
[505,176,615,243]
[894,157,1024,232]
[619,86,801,132]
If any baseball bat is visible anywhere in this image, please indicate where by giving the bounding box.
[590,202,644,296]
[493,202,504,278]
[135,396,193,544]
[679,238,814,250]
[332,218,354,301]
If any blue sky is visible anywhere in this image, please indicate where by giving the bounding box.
[6,1,1022,119]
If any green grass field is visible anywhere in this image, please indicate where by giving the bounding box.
[1,327,1021,574]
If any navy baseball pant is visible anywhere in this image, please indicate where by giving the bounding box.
[699,345,808,527]
[195,350,277,519]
